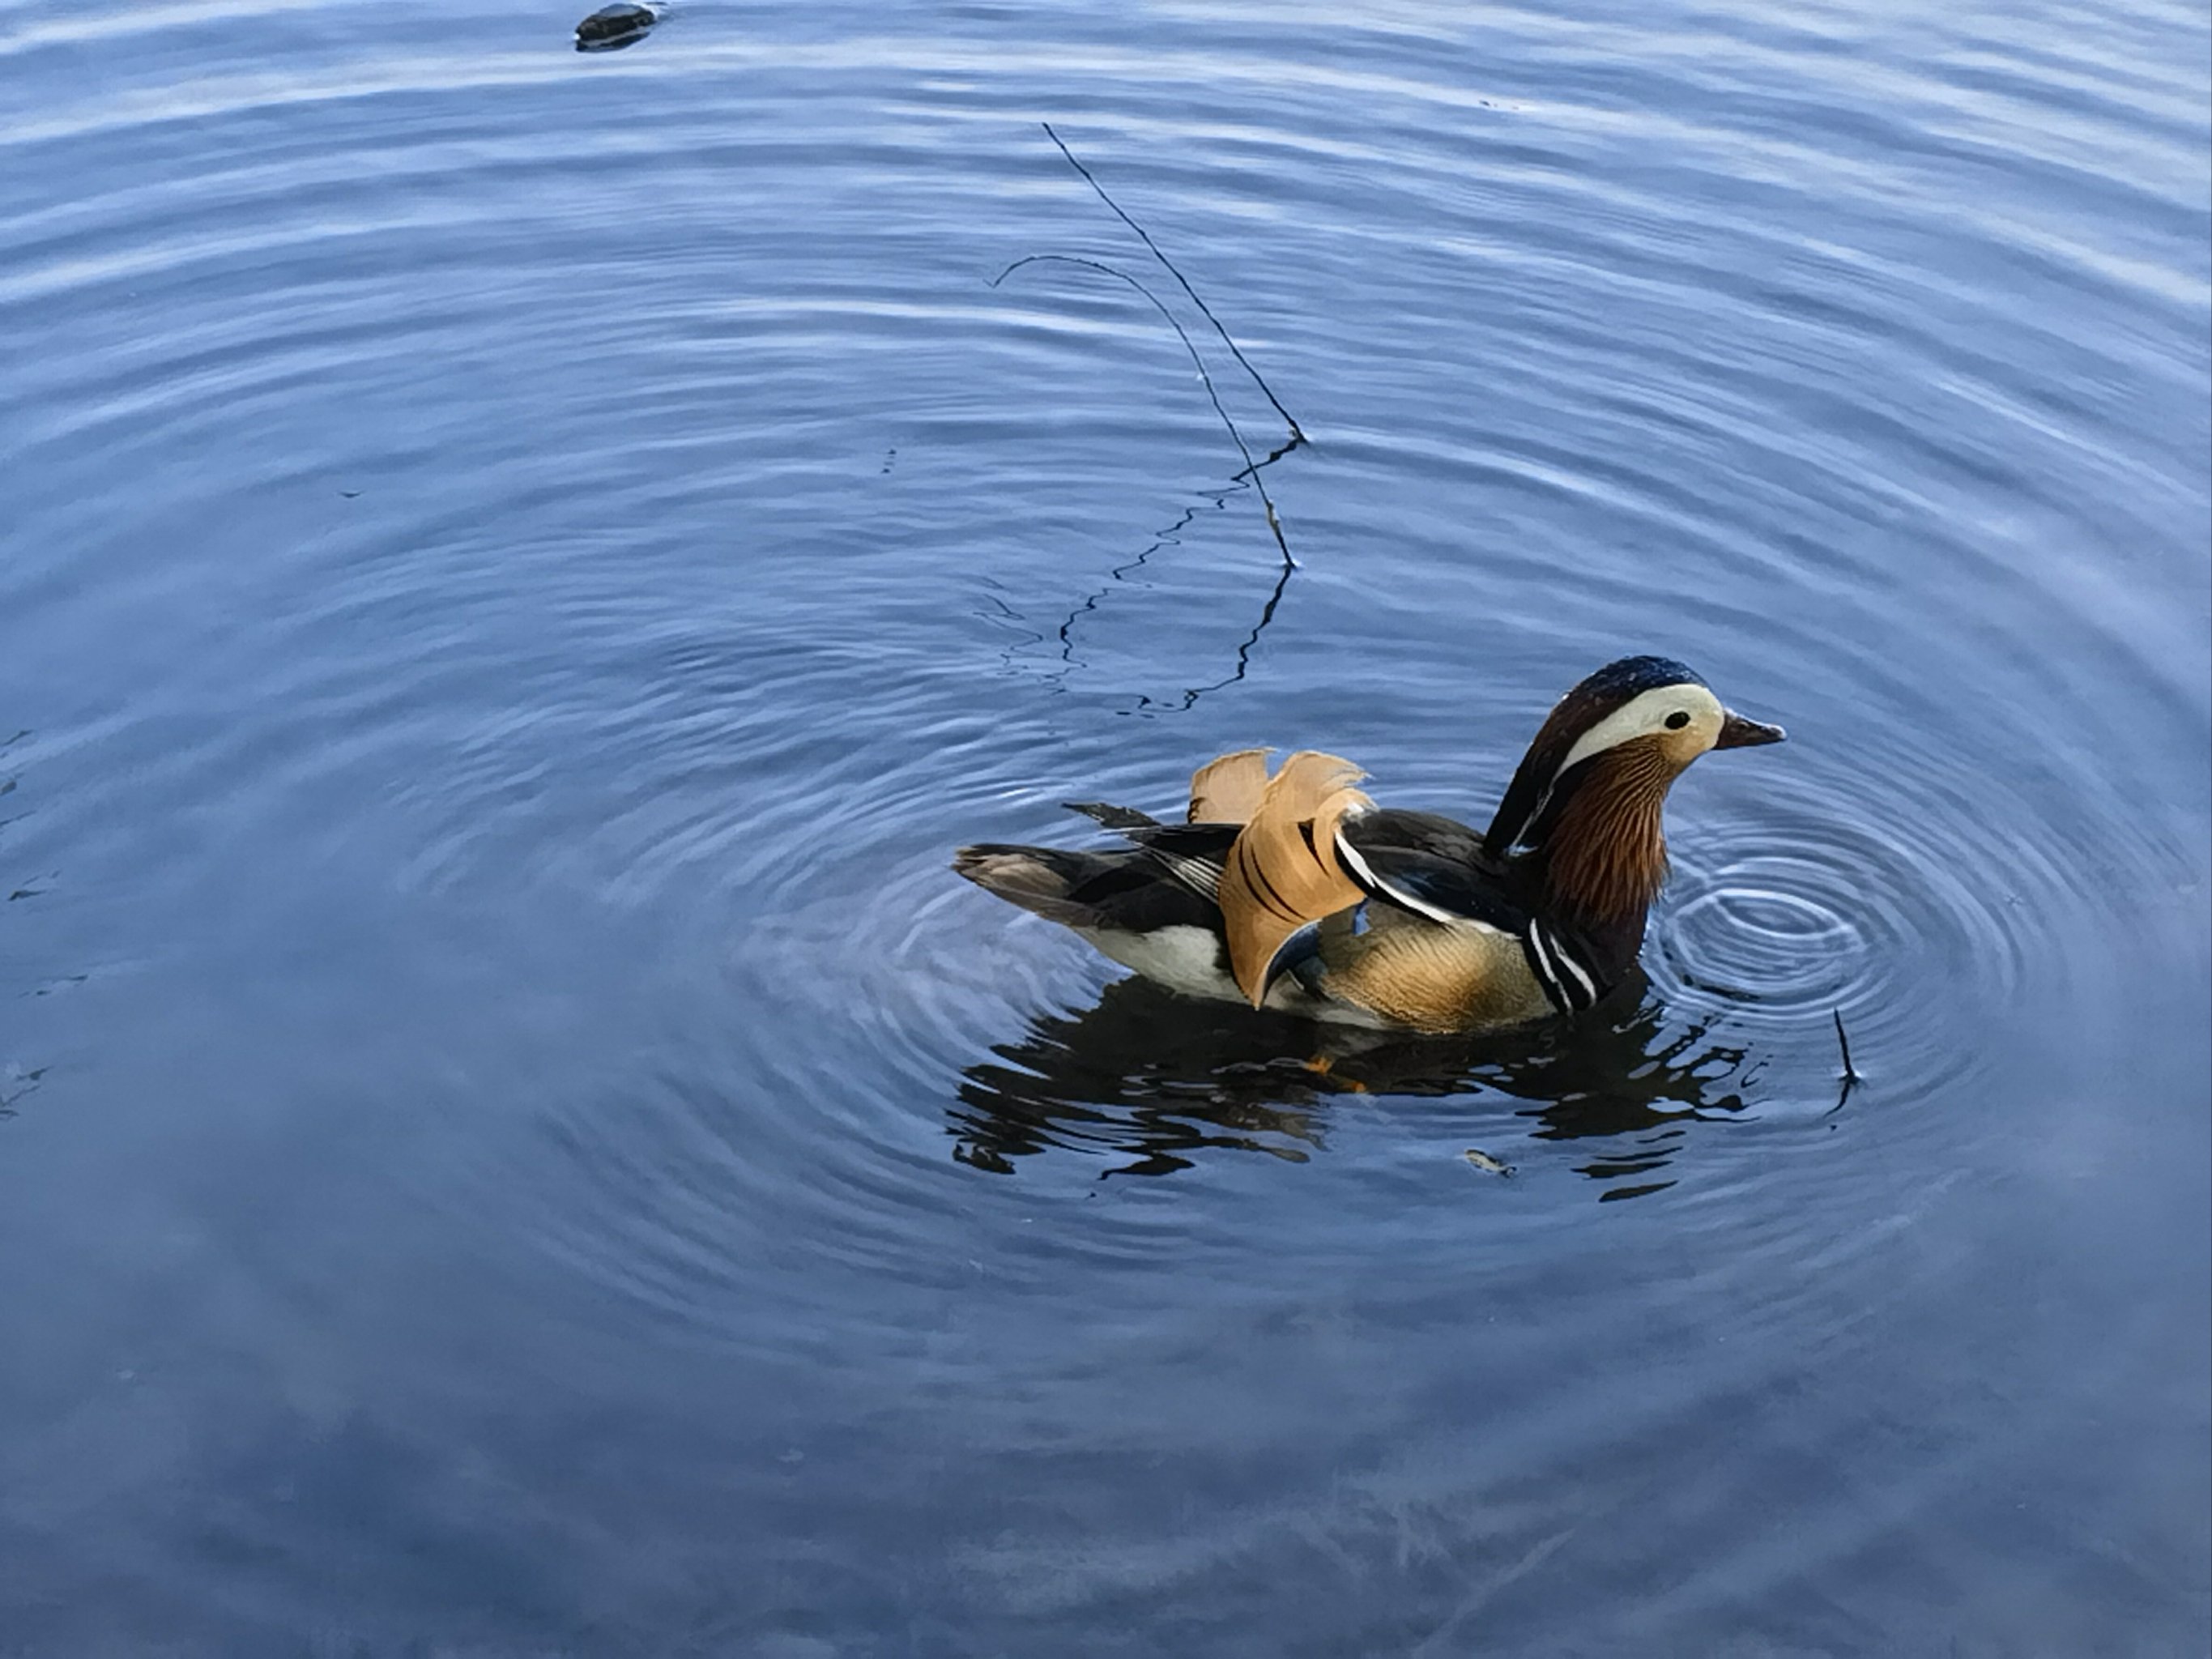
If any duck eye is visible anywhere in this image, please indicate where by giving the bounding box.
[1664,710,1690,730]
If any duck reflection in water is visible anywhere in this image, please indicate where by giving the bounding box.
[950,972,1750,1188]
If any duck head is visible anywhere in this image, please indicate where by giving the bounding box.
[1484,655,1784,931]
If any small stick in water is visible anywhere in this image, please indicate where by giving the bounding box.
[1040,122,1306,446]
[1829,1009,1861,1115]
[993,254,1294,570]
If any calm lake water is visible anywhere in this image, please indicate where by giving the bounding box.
[3,0,2207,1652]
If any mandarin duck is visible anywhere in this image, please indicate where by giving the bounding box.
[953,656,1784,1034]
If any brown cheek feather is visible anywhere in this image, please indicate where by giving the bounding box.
[1544,740,1676,924]
[1660,723,1711,769]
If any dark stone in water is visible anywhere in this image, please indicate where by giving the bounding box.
[575,2,656,50]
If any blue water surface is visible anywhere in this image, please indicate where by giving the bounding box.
[2,0,2206,1652]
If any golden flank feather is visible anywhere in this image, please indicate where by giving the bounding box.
[1187,748,1272,825]
[1323,913,1554,1034]
[1216,751,1373,1005]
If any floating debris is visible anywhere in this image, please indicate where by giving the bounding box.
[1832,1007,1861,1084]
[1463,1148,1515,1178]
[575,2,657,51]
[1830,1007,1862,1113]
[0,1063,46,1113]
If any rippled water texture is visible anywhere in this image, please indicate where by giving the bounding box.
[2,0,2207,1651]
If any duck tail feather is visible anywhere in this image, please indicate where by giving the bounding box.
[1063,800,1161,831]
[952,844,1107,928]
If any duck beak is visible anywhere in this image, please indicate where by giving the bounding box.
[1715,710,1787,749]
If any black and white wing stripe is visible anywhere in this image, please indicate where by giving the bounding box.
[1331,809,1527,934]
[1120,822,1238,903]
[1152,849,1223,901]
[1330,830,1463,925]
[1521,918,1603,1014]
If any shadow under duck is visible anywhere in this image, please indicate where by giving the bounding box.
[953,655,1784,1034]
[949,971,1756,1179]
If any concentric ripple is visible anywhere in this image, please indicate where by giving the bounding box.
[1652,789,2048,1101]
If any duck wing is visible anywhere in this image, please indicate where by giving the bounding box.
[1332,810,1528,933]
[1336,808,1487,867]
[1336,812,1613,1013]
[1119,821,1241,902]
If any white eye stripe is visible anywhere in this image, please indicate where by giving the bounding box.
[1555,683,1722,778]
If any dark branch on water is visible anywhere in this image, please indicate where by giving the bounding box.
[992,254,1291,571]
[998,130,1308,710]
[1029,438,1299,711]
[1829,1008,1861,1113]
[1136,514,1297,711]
[1040,122,1305,445]
[994,254,1301,710]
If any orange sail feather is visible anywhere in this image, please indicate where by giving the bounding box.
[1213,751,1372,1004]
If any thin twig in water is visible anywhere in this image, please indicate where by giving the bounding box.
[1050,497,1211,673]
[1046,444,1301,710]
[1002,133,1308,709]
[992,254,1294,572]
[1829,1008,1861,1114]
[1139,522,1296,711]
[1041,122,1305,445]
